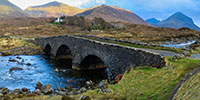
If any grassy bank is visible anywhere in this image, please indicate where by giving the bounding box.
[81,57,200,100]
[14,57,200,100]
[0,37,41,55]
[174,71,200,100]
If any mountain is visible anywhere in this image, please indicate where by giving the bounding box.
[146,18,160,25]
[25,1,84,17]
[0,0,29,17]
[77,5,150,25]
[155,12,200,31]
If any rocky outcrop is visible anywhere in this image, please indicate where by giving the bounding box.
[41,84,53,94]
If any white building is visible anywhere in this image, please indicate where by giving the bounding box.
[55,17,64,23]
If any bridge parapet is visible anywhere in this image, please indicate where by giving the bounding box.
[35,35,166,80]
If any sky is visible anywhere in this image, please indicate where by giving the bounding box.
[9,0,200,26]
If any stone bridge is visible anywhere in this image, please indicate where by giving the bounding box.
[34,35,166,80]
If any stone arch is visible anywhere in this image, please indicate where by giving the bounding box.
[55,44,73,67]
[80,55,107,70]
[56,45,72,57]
[44,44,52,55]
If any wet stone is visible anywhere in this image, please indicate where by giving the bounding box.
[9,67,23,72]
[0,87,9,95]
[34,89,42,95]
[21,87,28,92]
[26,63,31,66]
[41,84,53,94]
[35,81,43,90]
[11,89,23,95]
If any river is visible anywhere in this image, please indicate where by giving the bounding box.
[0,55,107,91]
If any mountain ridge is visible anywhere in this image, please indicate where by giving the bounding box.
[76,5,150,25]
[25,1,84,17]
[0,0,29,17]
[150,12,200,31]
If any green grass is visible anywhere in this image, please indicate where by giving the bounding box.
[83,37,184,53]
[174,71,200,100]
[82,57,200,100]
[0,37,41,55]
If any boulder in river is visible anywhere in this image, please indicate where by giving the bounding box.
[11,89,23,95]
[34,89,42,95]
[0,87,9,95]
[41,84,53,94]
[26,63,31,66]
[9,67,23,72]
[86,80,95,89]
[35,81,43,90]
[8,59,18,62]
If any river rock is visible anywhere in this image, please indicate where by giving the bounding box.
[0,87,9,95]
[36,81,43,90]
[79,87,87,93]
[11,89,23,95]
[56,90,66,96]
[8,59,18,62]
[9,67,23,72]
[114,74,123,83]
[55,68,59,72]
[34,89,42,95]
[41,84,53,94]
[86,80,95,89]
[101,88,111,93]
[16,57,22,59]
[21,87,29,93]
[62,96,75,100]
[80,95,92,100]
[97,80,108,88]
[26,63,31,66]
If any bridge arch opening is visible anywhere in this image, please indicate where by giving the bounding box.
[80,55,108,82]
[44,44,51,55]
[55,45,72,67]
[80,55,106,70]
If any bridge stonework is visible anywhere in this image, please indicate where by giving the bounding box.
[34,35,166,80]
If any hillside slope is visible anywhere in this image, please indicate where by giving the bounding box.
[76,5,151,25]
[0,0,29,17]
[25,1,84,17]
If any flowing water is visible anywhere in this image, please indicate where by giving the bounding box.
[160,41,196,48]
[0,55,107,91]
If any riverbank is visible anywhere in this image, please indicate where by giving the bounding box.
[0,36,42,56]
[2,57,199,100]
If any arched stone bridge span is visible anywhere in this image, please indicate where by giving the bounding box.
[34,35,166,79]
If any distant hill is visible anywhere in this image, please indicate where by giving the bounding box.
[146,18,160,25]
[155,12,200,31]
[77,5,150,25]
[0,0,29,17]
[25,1,84,17]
